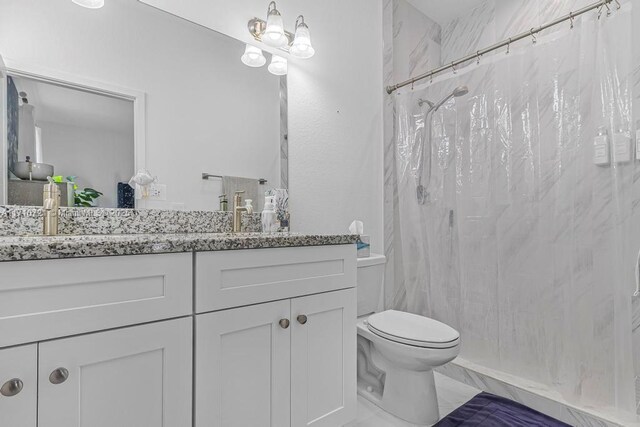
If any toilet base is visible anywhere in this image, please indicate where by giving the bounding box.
[383,365,439,425]
[358,365,439,426]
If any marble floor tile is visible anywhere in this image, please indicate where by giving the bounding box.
[346,372,480,426]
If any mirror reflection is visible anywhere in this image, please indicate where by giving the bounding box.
[7,75,134,208]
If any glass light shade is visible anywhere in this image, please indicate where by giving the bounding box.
[72,0,104,8]
[263,10,287,47]
[268,55,288,76]
[290,23,315,59]
[241,44,267,67]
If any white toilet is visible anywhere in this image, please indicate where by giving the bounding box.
[356,254,460,426]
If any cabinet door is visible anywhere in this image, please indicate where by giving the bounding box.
[195,300,291,427]
[0,344,37,427]
[38,318,192,427]
[291,288,357,427]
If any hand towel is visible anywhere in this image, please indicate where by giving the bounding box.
[222,176,264,212]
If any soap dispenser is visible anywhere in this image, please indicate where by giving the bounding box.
[593,126,610,166]
[261,196,278,233]
[219,194,228,212]
[613,126,631,163]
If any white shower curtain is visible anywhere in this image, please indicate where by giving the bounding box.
[393,5,636,414]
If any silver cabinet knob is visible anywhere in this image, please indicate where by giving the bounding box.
[279,318,290,329]
[0,379,23,397]
[49,368,69,385]
[297,314,308,325]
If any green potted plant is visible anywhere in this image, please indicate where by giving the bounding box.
[54,176,103,207]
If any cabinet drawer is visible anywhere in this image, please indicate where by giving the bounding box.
[195,245,356,313]
[0,253,193,347]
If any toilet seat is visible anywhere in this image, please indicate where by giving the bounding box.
[367,310,460,349]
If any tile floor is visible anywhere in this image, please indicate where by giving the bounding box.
[346,372,481,427]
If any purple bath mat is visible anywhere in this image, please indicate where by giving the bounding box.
[434,392,571,427]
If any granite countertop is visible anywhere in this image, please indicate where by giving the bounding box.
[0,232,359,262]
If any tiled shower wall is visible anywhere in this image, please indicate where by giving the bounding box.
[383,0,442,311]
[383,0,640,418]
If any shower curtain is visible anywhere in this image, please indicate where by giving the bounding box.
[393,5,636,415]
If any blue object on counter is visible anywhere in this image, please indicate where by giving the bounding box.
[117,183,135,209]
[357,235,371,258]
[434,392,570,427]
[357,241,370,250]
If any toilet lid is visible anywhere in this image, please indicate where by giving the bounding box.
[367,310,460,349]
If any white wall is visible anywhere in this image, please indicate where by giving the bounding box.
[0,0,384,252]
[140,0,385,251]
[38,121,134,208]
[0,0,280,212]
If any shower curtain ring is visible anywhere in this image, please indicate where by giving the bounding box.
[605,2,611,16]
[530,28,537,44]
[569,12,575,29]
[597,4,603,19]
[614,0,621,9]
[476,51,481,65]
[452,62,457,74]
[506,38,511,54]
[430,73,433,84]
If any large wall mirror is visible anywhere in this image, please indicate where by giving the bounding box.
[5,74,136,208]
[0,0,287,211]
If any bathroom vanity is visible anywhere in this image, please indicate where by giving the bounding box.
[0,233,357,427]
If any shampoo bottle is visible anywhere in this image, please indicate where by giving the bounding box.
[613,126,631,163]
[261,196,278,233]
[593,126,610,166]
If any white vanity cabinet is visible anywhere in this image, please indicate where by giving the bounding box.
[0,243,357,427]
[194,245,357,427]
[0,344,38,427]
[291,289,356,427]
[0,252,194,427]
[0,319,192,427]
[38,318,193,427]
[195,299,292,427]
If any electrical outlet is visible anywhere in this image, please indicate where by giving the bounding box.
[148,184,167,201]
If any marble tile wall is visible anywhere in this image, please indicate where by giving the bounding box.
[280,76,289,190]
[383,0,443,310]
[386,0,640,419]
[632,1,640,414]
[440,0,595,65]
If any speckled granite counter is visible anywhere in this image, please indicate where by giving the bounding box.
[0,233,358,262]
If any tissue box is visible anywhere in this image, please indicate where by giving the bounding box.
[357,235,370,258]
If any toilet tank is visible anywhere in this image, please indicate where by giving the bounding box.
[357,254,386,317]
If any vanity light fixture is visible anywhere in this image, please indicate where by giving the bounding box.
[241,44,267,67]
[268,55,288,76]
[263,1,287,48]
[289,15,315,59]
[72,0,104,9]
[246,2,315,57]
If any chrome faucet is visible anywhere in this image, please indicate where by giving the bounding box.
[43,177,60,236]
[233,191,247,233]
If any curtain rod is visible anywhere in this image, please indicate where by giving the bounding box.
[386,0,617,94]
